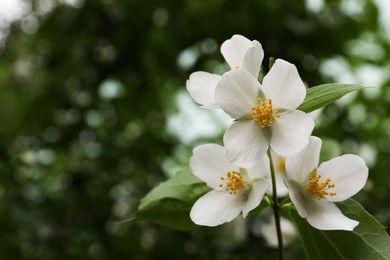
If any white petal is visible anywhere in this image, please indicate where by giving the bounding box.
[270,110,314,157]
[262,59,306,110]
[246,153,271,180]
[267,150,289,197]
[190,190,244,226]
[221,35,251,68]
[317,154,368,202]
[190,144,238,190]
[242,180,270,217]
[220,35,264,78]
[241,41,264,78]
[223,120,270,168]
[268,168,289,198]
[285,136,322,184]
[305,199,358,230]
[271,151,289,197]
[284,179,307,218]
[186,71,221,108]
[275,173,289,197]
[215,69,260,119]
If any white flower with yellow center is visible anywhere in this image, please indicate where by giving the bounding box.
[186,34,264,108]
[215,59,314,168]
[189,143,271,227]
[285,136,369,230]
[268,151,289,197]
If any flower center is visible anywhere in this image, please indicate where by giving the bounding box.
[249,98,279,128]
[307,170,336,200]
[219,171,246,195]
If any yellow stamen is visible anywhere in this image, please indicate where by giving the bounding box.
[276,158,286,172]
[307,170,337,200]
[249,98,279,128]
[219,171,246,195]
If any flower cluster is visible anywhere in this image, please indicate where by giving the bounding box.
[186,35,369,230]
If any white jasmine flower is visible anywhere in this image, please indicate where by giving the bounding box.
[186,34,264,108]
[189,143,271,227]
[215,59,314,167]
[268,151,289,197]
[285,136,369,230]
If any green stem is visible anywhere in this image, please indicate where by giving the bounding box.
[267,149,284,260]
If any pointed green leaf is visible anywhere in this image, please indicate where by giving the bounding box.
[298,83,365,113]
[125,169,211,230]
[289,199,390,259]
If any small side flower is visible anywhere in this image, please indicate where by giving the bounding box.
[284,136,369,230]
[186,35,264,108]
[189,143,271,227]
[267,150,289,197]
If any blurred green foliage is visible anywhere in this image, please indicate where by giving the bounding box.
[0,0,389,259]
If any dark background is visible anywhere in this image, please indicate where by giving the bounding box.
[0,0,389,259]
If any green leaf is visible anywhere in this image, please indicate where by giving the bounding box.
[298,83,365,113]
[289,199,390,259]
[124,168,211,230]
[248,198,269,217]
